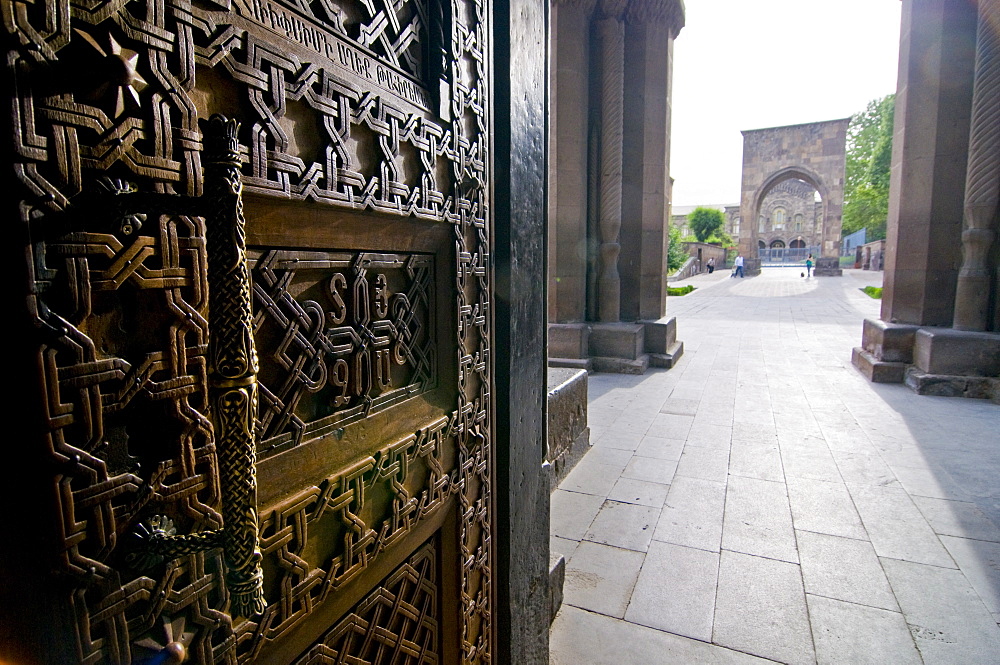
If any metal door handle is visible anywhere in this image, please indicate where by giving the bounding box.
[107,115,265,618]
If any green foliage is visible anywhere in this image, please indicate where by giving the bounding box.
[706,230,735,247]
[843,95,895,242]
[688,207,725,242]
[667,224,688,273]
[861,286,883,299]
[667,285,696,296]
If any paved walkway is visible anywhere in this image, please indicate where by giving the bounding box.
[549,268,1000,664]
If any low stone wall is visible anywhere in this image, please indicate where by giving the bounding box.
[546,368,590,491]
[680,241,727,275]
[668,255,699,282]
[859,239,886,270]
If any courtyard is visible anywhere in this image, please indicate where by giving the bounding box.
[549,268,1000,664]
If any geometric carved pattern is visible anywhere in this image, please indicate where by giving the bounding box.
[292,540,439,665]
[245,415,453,655]
[7,0,492,655]
[252,249,437,456]
[30,213,228,665]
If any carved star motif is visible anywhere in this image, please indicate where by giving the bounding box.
[133,615,196,664]
[74,29,147,117]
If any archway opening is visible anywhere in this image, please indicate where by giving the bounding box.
[754,175,825,266]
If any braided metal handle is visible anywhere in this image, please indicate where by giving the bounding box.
[115,115,265,618]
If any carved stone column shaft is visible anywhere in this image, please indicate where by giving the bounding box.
[954,0,1000,331]
[596,15,624,322]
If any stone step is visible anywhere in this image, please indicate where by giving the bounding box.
[852,347,907,383]
[904,367,1000,401]
[549,552,565,625]
[649,341,684,368]
[548,357,593,372]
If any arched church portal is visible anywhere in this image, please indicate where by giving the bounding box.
[738,119,850,276]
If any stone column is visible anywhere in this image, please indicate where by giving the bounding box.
[953,0,1000,332]
[620,0,682,321]
[595,0,627,322]
[550,0,597,325]
[881,0,978,326]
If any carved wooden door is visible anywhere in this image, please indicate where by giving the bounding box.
[3,0,494,660]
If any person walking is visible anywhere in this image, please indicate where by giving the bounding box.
[733,254,744,278]
[805,253,813,278]
[707,257,715,274]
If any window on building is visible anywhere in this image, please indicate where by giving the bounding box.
[774,208,785,230]
[794,214,803,231]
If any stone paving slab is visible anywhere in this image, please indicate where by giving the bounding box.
[728,441,784,482]
[882,557,1000,663]
[550,489,604,541]
[653,476,727,552]
[848,484,956,568]
[584,500,660,552]
[912,495,1000,542]
[562,541,644,618]
[549,269,1000,665]
[558,457,624,496]
[624,540,719,641]
[721,475,798,563]
[786,476,867,540]
[780,442,843,483]
[796,530,897,611]
[633,435,685,461]
[675,445,731,483]
[622,455,678,485]
[607,476,670,508]
[713,550,814,665]
[807,594,921,665]
[939,535,1000,616]
[551,605,774,665]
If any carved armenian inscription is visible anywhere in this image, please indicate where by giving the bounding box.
[252,249,437,455]
[237,0,432,108]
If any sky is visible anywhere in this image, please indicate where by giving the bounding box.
[669,0,903,207]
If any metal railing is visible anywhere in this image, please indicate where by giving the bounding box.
[758,246,820,265]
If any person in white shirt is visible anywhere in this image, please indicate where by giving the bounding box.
[733,254,745,278]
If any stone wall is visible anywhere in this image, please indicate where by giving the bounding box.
[680,242,728,272]
[738,118,850,275]
[756,179,824,249]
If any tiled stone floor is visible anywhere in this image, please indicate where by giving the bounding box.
[549,268,1000,664]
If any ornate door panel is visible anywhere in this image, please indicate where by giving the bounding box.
[2,0,494,660]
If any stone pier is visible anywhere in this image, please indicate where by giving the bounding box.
[853,0,1000,399]
[548,0,685,373]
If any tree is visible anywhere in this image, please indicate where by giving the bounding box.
[667,224,688,273]
[688,207,725,242]
[842,95,894,241]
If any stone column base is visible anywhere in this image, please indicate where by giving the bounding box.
[852,317,1000,402]
[547,317,684,374]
